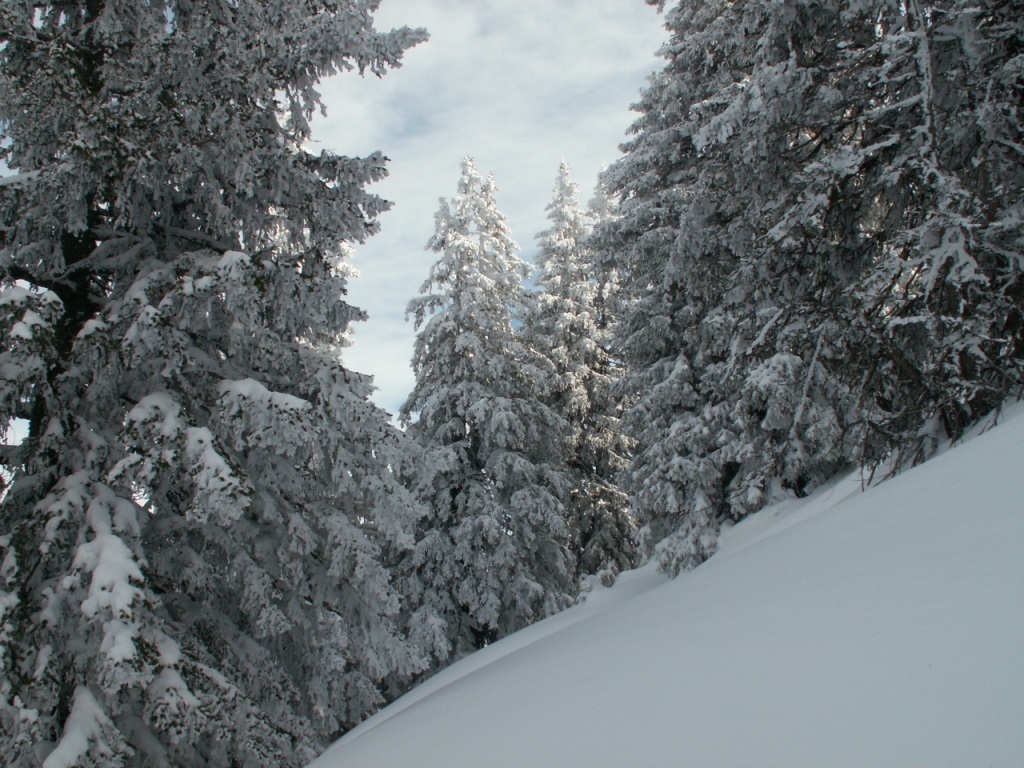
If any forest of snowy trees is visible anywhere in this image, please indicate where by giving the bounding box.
[0,0,1020,765]
[604,0,1024,573]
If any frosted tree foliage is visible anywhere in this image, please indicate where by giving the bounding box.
[586,176,628,333]
[0,2,427,765]
[842,0,1024,459]
[603,0,1024,573]
[401,159,575,662]
[525,164,633,582]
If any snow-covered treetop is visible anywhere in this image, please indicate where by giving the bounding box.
[406,157,530,338]
[534,162,593,306]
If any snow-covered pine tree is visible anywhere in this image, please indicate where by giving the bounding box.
[400,158,575,664]
[0,2,427,765]
[715,0,1024,474]
[524,163,633,584]
[600,0,791,572]
[602,0,1023,574]
[844,0,1024,466]
[632,0,869,572]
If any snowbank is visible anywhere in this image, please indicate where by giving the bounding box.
[310,410,1024,768]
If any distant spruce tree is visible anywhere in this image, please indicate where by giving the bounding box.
[400,158,576,663]
[602,0,1024,574]
[0,2,428,765]
[524,163,634,584]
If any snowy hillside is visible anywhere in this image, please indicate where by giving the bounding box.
[309,408,1024,768]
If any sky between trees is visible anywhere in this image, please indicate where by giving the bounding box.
[310,0,667,416]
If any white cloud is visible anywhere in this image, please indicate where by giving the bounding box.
[311,0,666,417]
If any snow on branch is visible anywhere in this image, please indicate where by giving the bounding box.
[42,686,130,768]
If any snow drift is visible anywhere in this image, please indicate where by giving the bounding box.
[309,409,1024,768]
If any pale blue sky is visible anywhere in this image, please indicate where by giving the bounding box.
[311,0,667,417]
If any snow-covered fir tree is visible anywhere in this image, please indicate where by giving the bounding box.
[842,0,1024,465]
[524,163,633,584]
[602,0,1024,573]
[602,0,789,572]
[0,2,427,765]
[400,158,576,664]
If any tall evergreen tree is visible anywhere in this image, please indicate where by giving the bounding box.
[525,163,633,583]
[400,158,575,663]
[0,2,427,765]
[846,0,1024,464]
[602,0,1023,573]
[602,0,789,572]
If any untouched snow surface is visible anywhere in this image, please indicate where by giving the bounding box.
[310,410,1024,768]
